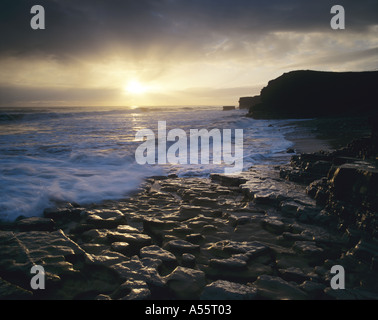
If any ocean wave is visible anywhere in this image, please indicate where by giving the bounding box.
[0,106,294,221]
[0,158,163,221]
[0,113,25,122]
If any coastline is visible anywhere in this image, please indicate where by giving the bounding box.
[285,130,333,154]
[283,116,372,153]
[2,0,378,304]
[0,116,377,300]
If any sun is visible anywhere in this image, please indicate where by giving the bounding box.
[125,80,147,95]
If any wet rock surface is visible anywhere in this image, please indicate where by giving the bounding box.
[281,135,378,244]
[0,159,377,300]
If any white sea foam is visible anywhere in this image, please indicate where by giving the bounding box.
[0,106,294,221]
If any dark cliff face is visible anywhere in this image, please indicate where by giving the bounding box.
[248,70,378,119]
[239,96,261,109]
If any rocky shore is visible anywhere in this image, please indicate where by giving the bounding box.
[1,117,377,300]
[1,143,377,300]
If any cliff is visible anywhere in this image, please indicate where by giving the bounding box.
[247,70,378,119]
[239,96,261,109]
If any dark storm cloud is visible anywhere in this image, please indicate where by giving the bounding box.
[1,0,377,60]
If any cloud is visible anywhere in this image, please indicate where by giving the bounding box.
[0,0,377,106]
[1,0,377,60]
[0,85,119,106]
[287,46,378,70]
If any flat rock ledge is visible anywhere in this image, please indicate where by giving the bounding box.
[0,167,377,300]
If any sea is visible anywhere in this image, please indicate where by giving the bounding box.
[0,106,298,221]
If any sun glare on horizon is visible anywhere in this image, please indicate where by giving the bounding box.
[125,80,147,95]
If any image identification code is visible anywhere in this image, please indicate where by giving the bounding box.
[188,305,232,315]
[145,304,232,317]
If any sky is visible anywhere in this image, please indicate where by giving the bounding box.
[0,0,377,107]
